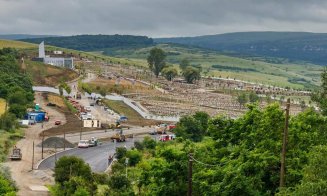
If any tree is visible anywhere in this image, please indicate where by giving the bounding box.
[182,66,200,84]
[161,66,178,81]
[249,92,259,103]
[147,48,166,78]
[281,145,327,195]
[237,93,248,108]
[174,112,209,142]
[54,156,93,184]
[311,67,327,115]
[179,58,190,70]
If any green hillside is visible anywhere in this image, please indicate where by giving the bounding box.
[155,31,327,65]
[21,34,154,51]
[103,43,322,89]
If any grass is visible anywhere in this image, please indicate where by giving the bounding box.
[103,43,323,90]
[104,100,157,126]
[25,60,78,86]
[0,39,37,49]
[87,78,155,95]
[0,99,6,115]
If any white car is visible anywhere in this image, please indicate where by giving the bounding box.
[78,140,89,148]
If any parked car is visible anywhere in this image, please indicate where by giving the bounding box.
[90,103,95,106]
[78,140,89,148]
[89,137,98,147]
[149,130,157,135]
[55,120,61,125]
[46,102,56,107]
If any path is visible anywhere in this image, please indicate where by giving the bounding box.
[4,92,66,196]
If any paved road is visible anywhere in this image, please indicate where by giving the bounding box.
[38,135,154,172]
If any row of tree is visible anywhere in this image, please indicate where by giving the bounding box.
[147,47,201,83]
[0,48,34,131]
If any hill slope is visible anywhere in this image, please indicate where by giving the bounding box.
[22,34,154,51]
[0,39,37,49]
[155,32,327,65]
[104,43,322,89]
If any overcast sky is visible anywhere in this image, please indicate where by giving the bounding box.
[1,0,327,38]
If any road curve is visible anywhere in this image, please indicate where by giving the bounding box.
[38,136,151,172]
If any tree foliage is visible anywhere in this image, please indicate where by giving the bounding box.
[182,66,200,84]
[147,47,166,77]
[161,66,178,81]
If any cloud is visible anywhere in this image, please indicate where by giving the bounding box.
[1,0,327,37]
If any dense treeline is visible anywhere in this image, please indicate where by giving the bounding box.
[21,34,154,51]
[0,48,34,129]
[51,103,327,195]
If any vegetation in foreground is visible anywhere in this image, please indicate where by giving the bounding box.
[0,48,35,195]
[50,103,327,195]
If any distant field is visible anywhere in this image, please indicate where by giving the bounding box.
[0,99,6,115]
[103,44,323,89]
[0,39,37,49]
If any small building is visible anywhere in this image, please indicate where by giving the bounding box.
[25,111,46,123]
[35,41,74,69]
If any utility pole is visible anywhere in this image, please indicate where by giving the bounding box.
[280,98,290,188]
[63,130,66,150]
[41,132,44,159]
[80,119,83,140]
[32,141,35,170]
[55,142,57,162]
[188,152,193,196]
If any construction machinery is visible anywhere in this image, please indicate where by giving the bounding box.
[110,133,126,142]
[9,147,22,160]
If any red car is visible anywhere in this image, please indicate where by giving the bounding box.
[55,120,61,125]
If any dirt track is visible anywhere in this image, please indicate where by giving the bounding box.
[5,92,66,196]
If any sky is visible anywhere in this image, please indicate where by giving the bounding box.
[1,0,327,38]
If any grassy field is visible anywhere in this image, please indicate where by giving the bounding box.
[0,39,37,49]
[0,98,6,115]
[103,44,323,90]
[104,100,157,126]
[25,60,78,86]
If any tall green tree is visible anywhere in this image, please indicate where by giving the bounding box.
[311,67,327,115]
[237,93,248,108]
[147,48,166,78]
[182,66,200,84]
[162,66,178,81]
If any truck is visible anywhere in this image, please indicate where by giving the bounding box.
[9,147,22,160]
[159,134,176,142]
[110,133,126,142]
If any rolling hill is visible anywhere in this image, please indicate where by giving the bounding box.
[155,32,327,65]
[21,34,154,51]
[102,43,322,89]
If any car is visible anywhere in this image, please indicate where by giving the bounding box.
[46,102,56,107]
[149,130,157,135]
[119,116,128,122]
[55,120,61,125]
[90,103,95,106]
[78,140,89,148]
[89,137,98,147]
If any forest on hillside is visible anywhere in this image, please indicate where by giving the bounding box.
[21,35,154,51]
[156,32,327,65]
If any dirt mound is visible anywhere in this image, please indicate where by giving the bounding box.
[37,137,75,148]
